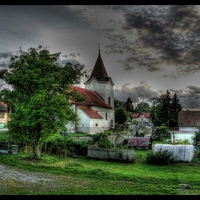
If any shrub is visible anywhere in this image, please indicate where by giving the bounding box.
[146,149,176,165]
[192,130,200,146]
[97,132,113,148]
[173,139,190,145]
[156,126,170,137]
[90,132,113,148]
[41,133,92,157]
[0,131,8,141]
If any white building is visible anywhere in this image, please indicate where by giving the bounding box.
[66,49,115,134]
[170,110,200,144]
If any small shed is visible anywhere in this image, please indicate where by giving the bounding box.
[127,137,150,149]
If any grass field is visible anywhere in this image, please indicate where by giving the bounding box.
[0,146,200,195]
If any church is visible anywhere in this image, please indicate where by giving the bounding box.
[66,48,115,134]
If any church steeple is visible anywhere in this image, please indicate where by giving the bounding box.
[84,45,114,111]
[85,46,111,83]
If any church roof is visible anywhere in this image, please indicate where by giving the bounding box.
[77,105,103,119]
[69,85,112,109]
[85,50,113,84]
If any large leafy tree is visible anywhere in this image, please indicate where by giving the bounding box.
[114,98,125,108]
[134,102,151,113]
[115,106,129,126]
[0,45,87,158]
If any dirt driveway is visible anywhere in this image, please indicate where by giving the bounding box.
[0,163,82,194]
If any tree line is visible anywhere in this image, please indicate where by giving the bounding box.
[114,90,182,127]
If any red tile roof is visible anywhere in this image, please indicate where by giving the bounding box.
[131,112,150,118]
[78,105,103,119]
[69,85,112,109]
[178,110,200,126]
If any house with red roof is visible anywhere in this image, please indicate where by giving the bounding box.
[66,48,115,134]
[170,110,200,144]
[130,112,151,124]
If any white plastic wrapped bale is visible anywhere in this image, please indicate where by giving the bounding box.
[153,144,194,162]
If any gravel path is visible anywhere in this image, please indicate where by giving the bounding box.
[0,163,77,194]
[0,164,52,183]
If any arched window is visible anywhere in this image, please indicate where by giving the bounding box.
[108,97,111,105]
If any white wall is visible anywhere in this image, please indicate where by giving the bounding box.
[179,126,198,132]
[65,104,76,133]
[85,78,114,108]
[170,131,195,144]
[90,106,115,129]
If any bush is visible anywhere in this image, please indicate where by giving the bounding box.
[90,132,113,148]
[97,132,113,148]
[41,133,92,157]
[192,130,200,146]
[173,139,190,145]
[146,149,176,165]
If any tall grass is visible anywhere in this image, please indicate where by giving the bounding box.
[1,149,200,195]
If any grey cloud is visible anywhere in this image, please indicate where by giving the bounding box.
[0,52,12,69]
[115,83,200,109]
[114,82,159,103]
[170,86,200,108]
[113,5,200,77]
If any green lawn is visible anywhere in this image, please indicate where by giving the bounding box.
[0,147,200,195]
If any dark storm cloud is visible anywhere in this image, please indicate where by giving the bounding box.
[114,82,159,103]
[60,53,82,66]
[0,52,12,69]
[170,86,200,108]
[0,5,90,30]
[110,5,200,77]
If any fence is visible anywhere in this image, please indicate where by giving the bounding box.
[87,147,134,162]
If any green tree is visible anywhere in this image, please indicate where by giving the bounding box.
[134,102,151,112]
[151,90,182,127]
[114,98,126,109]
[115,106,129,126]
[170,93,182,127]
[0,45,87,158]
[158,90,172,126]
[192,127,200,146]
[125,96,134,112]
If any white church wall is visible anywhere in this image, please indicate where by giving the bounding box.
[65,104,76,133]
[76,106,91,134]
[90,106,115,129]
[85,79,114,108]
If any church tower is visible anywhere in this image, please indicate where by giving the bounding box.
[84,47,115,109]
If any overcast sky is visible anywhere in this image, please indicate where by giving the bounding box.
[1,5,200,109]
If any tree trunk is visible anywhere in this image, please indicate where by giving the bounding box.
[33,138,40,159]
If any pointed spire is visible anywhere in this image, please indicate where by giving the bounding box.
[86,46,110,82]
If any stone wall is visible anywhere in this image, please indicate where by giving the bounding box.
[71,132,150,146]
[87,147,134,162]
